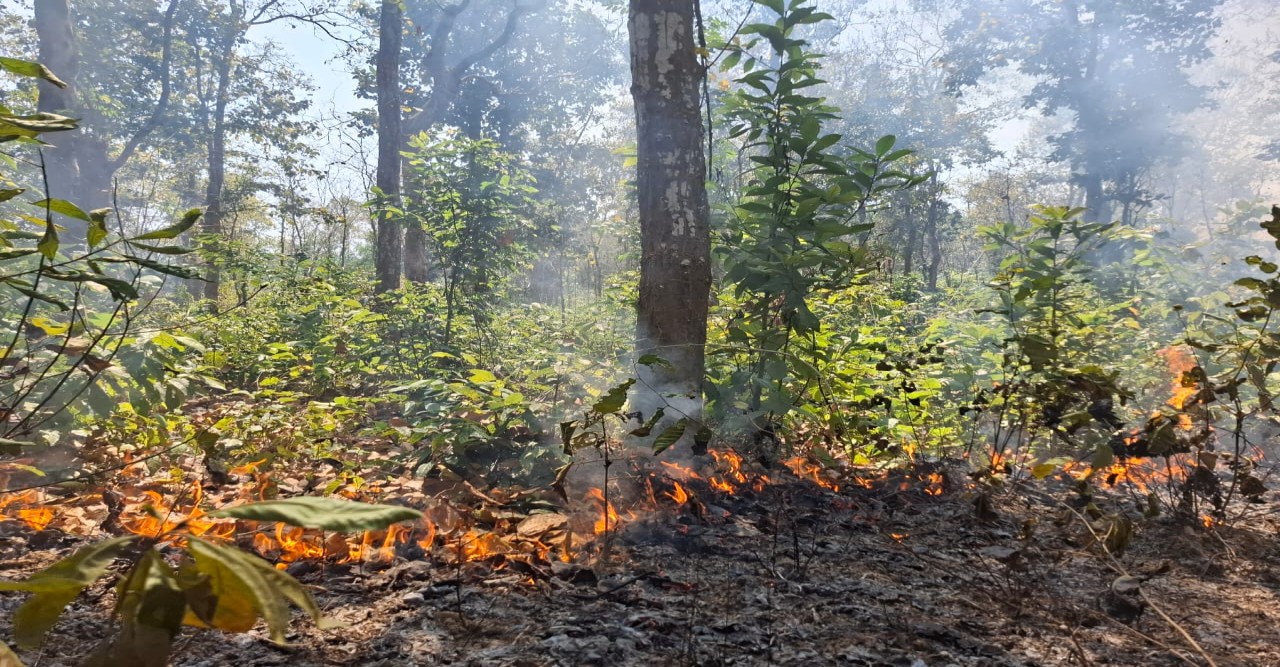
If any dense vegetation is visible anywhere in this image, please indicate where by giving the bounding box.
[0,0,1278,663]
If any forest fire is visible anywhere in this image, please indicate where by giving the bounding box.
[587,487,623,534]
[0,490,54,531]
[782,456,841,491]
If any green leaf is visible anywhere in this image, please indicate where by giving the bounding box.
[95,551,185,667]
[132,209,202,241]
[0,188,24,203]
[629,407,665,437]
[591,378,635,415]
[208,497,422,532]
[467,369,497,383]
[128,242,192,256]
[0,57,67,88]
[874,135,896,156]
[86,209,109,249]
[652,418,689,455]
[0,536,138,648]
[123,255,198,280]
[226,544,332,629]
[636,354,672,369]
[36,221,56,261]
[31,198,91,222]
[8,284,69,310]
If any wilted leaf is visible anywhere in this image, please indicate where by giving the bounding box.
[0,57,67,87]
[0,640,24,667]
[185,538,285,638]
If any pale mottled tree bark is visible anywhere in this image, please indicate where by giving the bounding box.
[628,0,712,428]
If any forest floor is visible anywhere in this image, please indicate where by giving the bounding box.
[2,443,1279,667]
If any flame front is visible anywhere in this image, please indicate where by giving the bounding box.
[587,488,620,534]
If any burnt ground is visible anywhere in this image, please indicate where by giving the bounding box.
[3,462,1280,667]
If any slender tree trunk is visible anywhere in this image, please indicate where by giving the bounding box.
[628,0,712,429]
[925,183,943,292]
[375,0,404,293]
[1081,172,1109,223]
[202,1,242,305]
[33,0,83,237]
[902,199,917,278]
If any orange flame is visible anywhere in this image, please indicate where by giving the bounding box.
[587,488,620,534]
[667,481,690,505]
[1158,346,1198,429]
[0,491,55,531]
[924,472,945,496]
[782,457,841,492]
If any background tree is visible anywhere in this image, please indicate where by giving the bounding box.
[628,0,712,429]
[944,0,1222,226]
[374,0,402,293]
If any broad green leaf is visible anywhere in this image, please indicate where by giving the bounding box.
[652,418,689,455]
[31,198,91,222]
[208,497,422,532]
[123,255,198,280]
[132,209,202,241]
[629,407,665,437]
[96,551,184,667]
[8,284,69,310]
[224,544,333,629]
[0,536,137,648]
[0,188,23,203]
[36,221,56,261]
[0,57,67,88]
[874,134,896,156]
[636,354,672,369]
[591,378,634,415]
[467,369,497,383]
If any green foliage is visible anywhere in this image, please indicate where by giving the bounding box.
[0,497,420,663]
[0,58,205,454]
[710,0,923,445]
[403,130,540,346]
[959,206,1135,467]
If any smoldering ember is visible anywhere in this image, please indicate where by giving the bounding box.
[1,0,1279,665]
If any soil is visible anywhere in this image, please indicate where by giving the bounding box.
[2,458,1279,667]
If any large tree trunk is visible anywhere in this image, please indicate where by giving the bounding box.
[33,0,83,237]
[374,0,404,293]
[628,0,712,431]
[202,1,242,305]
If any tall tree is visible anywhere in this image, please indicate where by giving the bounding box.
[374,0,403,293]
[195,0,337,304]
[33,0,79,212]
[398,1,531,283]
[944,0,1222,225]
[628,0,712,427]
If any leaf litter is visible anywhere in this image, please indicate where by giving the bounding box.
[1,440,1278,666]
